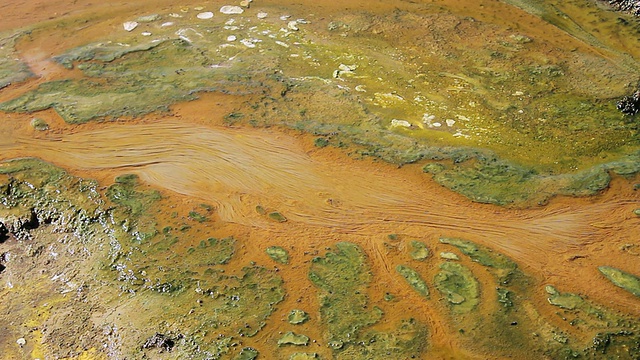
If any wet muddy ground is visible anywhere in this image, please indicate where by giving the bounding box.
[1,0,639,359]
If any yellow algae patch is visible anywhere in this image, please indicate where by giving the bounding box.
[24,296,68,359]
[60,348,106,360]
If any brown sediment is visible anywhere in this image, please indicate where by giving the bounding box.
[1,0,640,359]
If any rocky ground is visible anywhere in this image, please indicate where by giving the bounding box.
[605,0,640,16]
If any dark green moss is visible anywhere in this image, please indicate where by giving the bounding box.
[586,331,640,358]
[199,203,214,211]
[289,353,319,360]
[314,137,329,148]
[30,118,49,131]
[0,39,239,123]
[545,285,637,330]
[497,288,513,308]
[268,212,287,223]
[422,163,445,174]
[114,173,139,186]
[440,237,517,282]
[335,319,428,359]
[189,237,236,265]
[432,159,542,205]
[434,262,480,313]
[560,167,611,196]
[396,265,429,298]
[408,241,430,261]
[277,332,310,346]
[598,266,640,297]
[107,174,161,218]
[0,32,34,88]
[106,173,161,242]
[288,309,309,325]
[148,280,185,294]
[53,40,163,69]
[266,246,290,264]
[309,243,382,347]
[309,243,427,357]
[188,211,208,223]
[234,347,259,360]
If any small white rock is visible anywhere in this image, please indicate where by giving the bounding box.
[141,32,152,36]
[16,338,26,347]
[432,122,442,127]
[287,21,299,31]
[161,22,174,27]
[240,0,251,7]
[168,13,182,18]
[390,119,412,128]
[227,35,237,42]
[257,12,268,19]
[280,15,291,21]
[175,28,203,43]
[220,5,244,15]
[338,64,356,72]
[453,131,467,138]
[355,85,367,92]
[240,39,256,48]
[446,119,456,127]
[422,113,436,124]
[197,12,214,19]
[123,21,138,32]
[275,40,289,48]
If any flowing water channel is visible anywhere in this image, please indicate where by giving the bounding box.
[1,0,639,359]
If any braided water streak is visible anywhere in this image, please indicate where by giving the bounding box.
[6,121,631,243]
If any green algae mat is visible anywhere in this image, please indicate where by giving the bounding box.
[1,0,640,205]
[0,158,639,358]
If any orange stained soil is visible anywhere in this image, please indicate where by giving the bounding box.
[1,0,639,359]
[1,95,639,357]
